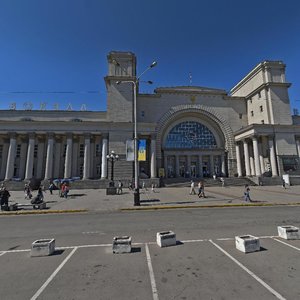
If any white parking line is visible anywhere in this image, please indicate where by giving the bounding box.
[145,244,159,300]
[209,240,286,300]
[273,238,300,251]
[30,247,78,300]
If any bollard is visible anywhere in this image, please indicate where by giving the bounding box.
[235,235,260,253]
[278,225,300,240]
[156,231,176,247]
[31,239,55,257]
[112,236,132,253]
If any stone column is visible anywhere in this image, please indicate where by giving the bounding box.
[19,139,27,179]
[259,140,265,174]
[252,136,261,176]
[296,139,300,159]
[25,133,35,180]
[64,134,73,178]
[235,143,242,177]
[44,133,54,180]
[5,133,17,180]
[210,155,214,176]
[249,145,255,176]
[175,155,180,177]
[243,140,251,176]
[90,137,95,178]
[269,137,278,176]
[0,141,9,180]
[187,155,191,177]
[72,138,78,178]
[101,135,108,179]
[83,134,91,179]
[198,155,203,177]
[164,155,168,178]
[36,138,45,179]
[53,139,61,179]
[150,135,157,178]
[221,153,226,176]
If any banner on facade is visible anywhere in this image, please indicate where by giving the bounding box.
[126,139,134,161]
[138,139,146,161]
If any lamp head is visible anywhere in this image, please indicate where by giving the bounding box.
[150,61,157,68]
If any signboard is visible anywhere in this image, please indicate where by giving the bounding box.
[158,168,165,178]
[126,140,134,161]
[138,140,146,161]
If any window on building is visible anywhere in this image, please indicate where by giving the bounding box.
[0,145,3,158]
[261,120,264,124]
[165,121,217,149]
[260,105,263,112]
[16,144,21,158]
[258,91,261,98]
[251,111,254,117]
[96,164,101,176]
[79,144,84,158]
[239,113,243,119]
[79,164,84,177]
[34,145,38,158]
[63,145,67,157]
[250,98,252,103]
[95,144,101,157]
[141,111,145,117]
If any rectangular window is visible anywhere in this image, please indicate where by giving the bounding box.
[34,145,38,158]
[258,91,261,98]
[79,144,84,158]
[260,105,263,112]
[261,120,264,124]
[63,145,67,157]
[0,145,3,158]
[96,164,101,176]
[141,111,145,117]
[79,164,84,177]
[239,113,243,119]
[16,144,21,158]
[251,111,254,117]
[95,144,101,157]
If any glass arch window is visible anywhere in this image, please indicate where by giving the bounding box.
[165,121,217,149]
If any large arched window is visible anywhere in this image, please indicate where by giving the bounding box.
[165,121,217,149]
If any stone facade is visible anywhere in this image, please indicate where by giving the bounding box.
[0,51,300,184]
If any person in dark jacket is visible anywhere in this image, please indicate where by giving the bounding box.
[0,187,11,210]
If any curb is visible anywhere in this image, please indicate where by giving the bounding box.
[121,202,300,211]
[0,209,88,216]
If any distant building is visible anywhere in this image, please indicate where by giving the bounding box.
[0,51,300,184]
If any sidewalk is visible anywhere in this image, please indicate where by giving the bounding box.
[2,185,300,214]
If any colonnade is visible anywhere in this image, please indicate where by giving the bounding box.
[0,133,158,181]
[235,136,278,177]
[163,152,226,178]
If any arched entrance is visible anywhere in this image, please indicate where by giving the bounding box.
[155,104,236,177]
[162,119,226,178]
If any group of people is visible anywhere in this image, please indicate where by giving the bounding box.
[190,180,206,198]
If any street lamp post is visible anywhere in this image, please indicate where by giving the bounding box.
[117,60,157,206]
[106,150,119,186]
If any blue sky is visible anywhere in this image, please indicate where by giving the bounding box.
[1,0,300,112]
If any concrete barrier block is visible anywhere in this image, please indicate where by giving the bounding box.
[112,236,132,253]
[235,235,260,253]
[156,231,176,247]
[278,225,300,240]
[31,239,55,257]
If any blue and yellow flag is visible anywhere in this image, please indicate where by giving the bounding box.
[138,140,146,161]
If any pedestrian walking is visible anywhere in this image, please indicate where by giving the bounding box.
[49,182,54,195]
[282,179,286,189]
[151,183,156,193]
[199,181,206,198]
[220,177,225,187]
[197,181,202,197]
[117,180,123,195]
[244,184,251,202]
[24,183,32,199]
[189,180,196,195]
[31,186,44,205]
[0,186,11,211]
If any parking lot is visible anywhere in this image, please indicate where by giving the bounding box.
[1,233,299,300]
